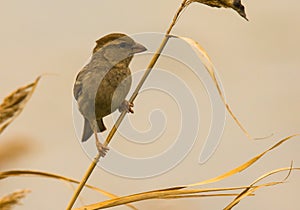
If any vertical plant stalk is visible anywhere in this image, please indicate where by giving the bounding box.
[66,0,189,209]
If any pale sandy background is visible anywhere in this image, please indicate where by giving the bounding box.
[0,0,300,209]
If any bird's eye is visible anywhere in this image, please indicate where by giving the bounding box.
[119,42,128,48]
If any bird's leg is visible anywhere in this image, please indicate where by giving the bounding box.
[94,131,109,157]
[118,100,134,113]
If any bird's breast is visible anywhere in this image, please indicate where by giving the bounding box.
[94,66,132,117]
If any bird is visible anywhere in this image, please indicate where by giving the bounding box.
[73,33,147,156]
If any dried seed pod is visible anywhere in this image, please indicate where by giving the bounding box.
[0,76,41,134]
[190,0,248,20]
[0,190,30,210]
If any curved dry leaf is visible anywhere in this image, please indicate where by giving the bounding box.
[187,134,299,187]
[189,0,248,20]
[0,189,30,210]
[0,76,41,135]
[75,181,289,210]
[170,35,255,139]
[74,186,254,210]
[0,170,137,210]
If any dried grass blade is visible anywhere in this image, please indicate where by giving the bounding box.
[0,170,138,210]
[162,193,254,199]
[75,186,254,210]
[187,134,299,187]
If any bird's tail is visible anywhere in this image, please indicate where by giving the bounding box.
[81,118,106,142]
[97,118,107,132]
[82,118,93,142]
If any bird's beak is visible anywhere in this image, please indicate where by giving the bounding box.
[131,42,147,54]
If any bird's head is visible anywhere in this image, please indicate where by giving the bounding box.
[93,33,147,65]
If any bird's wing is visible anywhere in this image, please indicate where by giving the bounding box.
[73,65,91,100]
[73,61,110,101]
[73,66,89,100]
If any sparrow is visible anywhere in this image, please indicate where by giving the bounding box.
[73,33,147,156]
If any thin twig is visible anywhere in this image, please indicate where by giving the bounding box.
[66,0,189,209]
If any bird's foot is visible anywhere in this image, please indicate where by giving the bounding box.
[95,139,109,157]
[118,100,134,113]
[94,131,109,157]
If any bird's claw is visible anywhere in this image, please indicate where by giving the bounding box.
[96,139,109,157]
[119,100,134,113]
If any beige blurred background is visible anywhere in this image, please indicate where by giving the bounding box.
[0,0,300,209]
